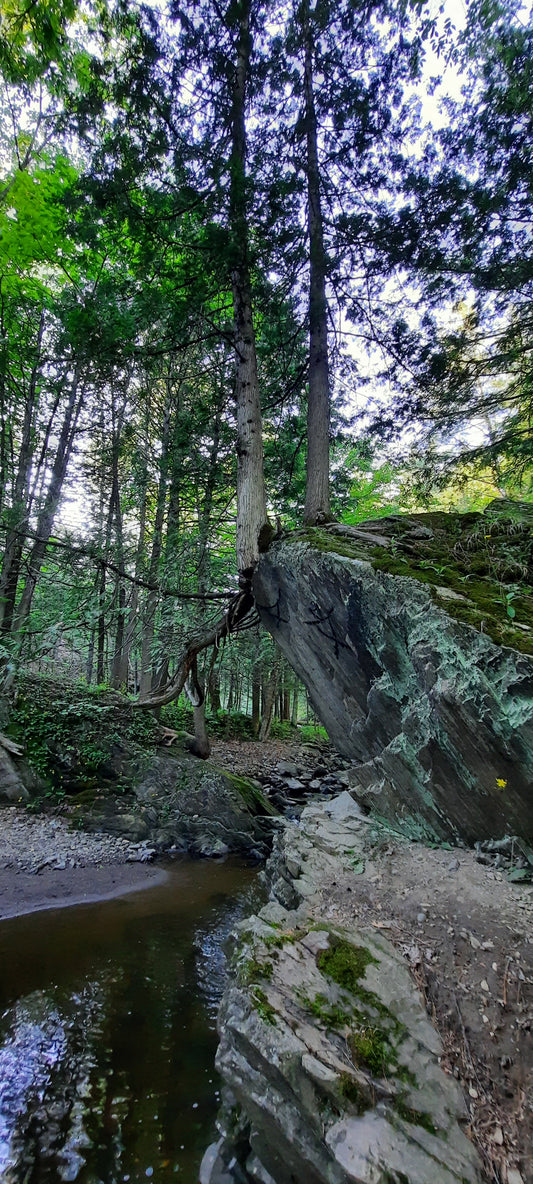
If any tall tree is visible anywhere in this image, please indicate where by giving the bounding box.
[228,0,270,574]
[369,0,533,491]
[300,0,332,524]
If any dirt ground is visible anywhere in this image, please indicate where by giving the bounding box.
[216,739,533,1184]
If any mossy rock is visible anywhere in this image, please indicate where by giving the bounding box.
[297,500,533,655]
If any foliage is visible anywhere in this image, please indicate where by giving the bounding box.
[0,0,531,734]
[11,675,159,784]
[370,0,533,493]
[297,723,329,743]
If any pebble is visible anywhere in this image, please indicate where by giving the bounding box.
[0,807,143,872]
[417,911,426,923]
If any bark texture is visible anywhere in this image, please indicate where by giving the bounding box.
[230,0,269,574]
[302,0,331,526]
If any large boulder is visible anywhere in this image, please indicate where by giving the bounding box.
[207,906,481,1184]
[8,675,277,857]
[76,751,277,857]
[130,751,277,857]
[253,506,533,844]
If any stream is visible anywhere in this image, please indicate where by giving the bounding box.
[0,859,260,1184]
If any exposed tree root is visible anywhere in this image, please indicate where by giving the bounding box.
[133,586,258,753]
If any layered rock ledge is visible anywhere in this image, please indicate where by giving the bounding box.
[203,795,492,1184]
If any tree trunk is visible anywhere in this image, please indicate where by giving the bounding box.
[230,0,269,576]
[302,0,331,526]
[11,371,84,638]
[123,446,148,682]
[226,667,235,713]
[139,381,173,696]
[0,310,45,634]
[96,578,106,685]
[109,397,129,690]
[184,656,211,759]
[86,625,95,686]
[251,654,261,735]
[259,661,279,742]
[208,664,222,714]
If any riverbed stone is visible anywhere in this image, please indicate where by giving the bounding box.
[214,911,481,1184]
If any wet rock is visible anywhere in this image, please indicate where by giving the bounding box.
[275,762,299,778]
[98,813,150,842]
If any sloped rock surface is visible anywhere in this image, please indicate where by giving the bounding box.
[208,812,482,1184]
[254,518,533,844]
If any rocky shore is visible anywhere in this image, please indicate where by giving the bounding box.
[0,804,167,920]
[204,793,533,1184]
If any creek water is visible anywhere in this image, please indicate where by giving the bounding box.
[0,859,260,1184]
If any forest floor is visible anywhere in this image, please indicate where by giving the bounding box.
[0,736,531,1182]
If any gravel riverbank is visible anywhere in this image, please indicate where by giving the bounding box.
[0,805,167,920]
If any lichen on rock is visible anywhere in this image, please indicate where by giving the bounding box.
[253,502,533,844]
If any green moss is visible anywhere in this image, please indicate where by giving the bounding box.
[317,939,378,993]
[219,771,278,816]
[301,991,355,1030]
[317,935,405,1033]
[251,987,276,1025]
[348,1026,392,1077]
[301,527,369,562]
[394,1099,438,1136]
[395,1064,417,1087]
[292,509,533,656]
[239,956,273,986]
[338,1073,371,1114]
[264,930,297,948]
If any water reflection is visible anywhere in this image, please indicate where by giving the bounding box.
[0,860,259,1183]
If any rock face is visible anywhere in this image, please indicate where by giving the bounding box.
[80,752,277,858]
[253,514,533,844]
[204,798,482,1184]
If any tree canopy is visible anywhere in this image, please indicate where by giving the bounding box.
[0,0,531,726]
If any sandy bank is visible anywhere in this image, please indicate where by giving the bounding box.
[0,862,169,921]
